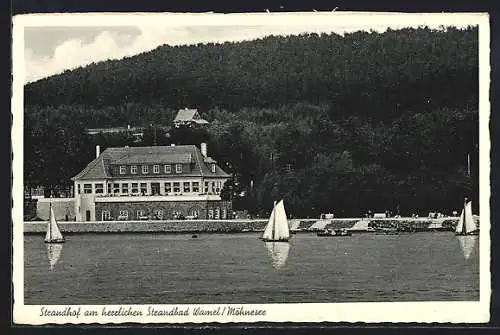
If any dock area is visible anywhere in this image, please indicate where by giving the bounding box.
[23,217,468,234]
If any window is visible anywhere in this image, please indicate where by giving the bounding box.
[176,164,182,173]
[211,163,216,173]
[214,208,220,219]
[222,208,227,219]
[183,182,191,193]
[107,183,112,194]
[95,183,104,194]
[131,165,137,174]
[142,165,148,174]
[192,182,199,193]
[164,182,172,193]
[131,183,138,194]
[119,210,128,219]
[204,181,209,193]
[113,183,120,194]
[208,209,214,219]
[83,184,92,194]
[151,183,160,195]
[137,210,146,219]
[119,165,126,174]
[102,210,111,220]
[155,209,164,220]
[164,164,171,173]
[153,164,160,174]
[121,183,129,194]
[173,182,180,193]
[140,183,147,195]
[77,184,81,194]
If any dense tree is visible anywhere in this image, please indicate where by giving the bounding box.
[23,26,479,216]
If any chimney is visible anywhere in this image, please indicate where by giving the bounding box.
[95,145,100,158]
[201,142,207,157]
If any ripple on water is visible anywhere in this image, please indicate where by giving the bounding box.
[24,233,479,304]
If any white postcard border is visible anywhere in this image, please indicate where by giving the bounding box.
[12,11,491,324]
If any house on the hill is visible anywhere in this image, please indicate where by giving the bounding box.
[71,143,231,221]
[173,108,209,128]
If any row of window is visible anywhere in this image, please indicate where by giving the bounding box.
[118,163,217,175]
[78,180,223,195]
[101,208,227,220]
[119,164,183,175]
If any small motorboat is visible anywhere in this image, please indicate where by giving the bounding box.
[317,228,352,237]
[191,234,198,239]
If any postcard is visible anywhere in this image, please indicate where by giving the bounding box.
[12,11,491,324]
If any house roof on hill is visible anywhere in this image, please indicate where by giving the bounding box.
[173,108,209,124]
[71,145,230,181]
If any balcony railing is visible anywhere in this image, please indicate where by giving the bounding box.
[93,191,220,197]
[94,193,223,202]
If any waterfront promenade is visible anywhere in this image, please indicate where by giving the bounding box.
[23,217,465,234]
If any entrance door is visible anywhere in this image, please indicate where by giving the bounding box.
[86,210,91,221]
[151,182,160,195]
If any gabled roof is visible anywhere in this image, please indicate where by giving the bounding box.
[71,156,110,181]
[71,145,230,181]
[173,108,209,124]
[113,153,194,164]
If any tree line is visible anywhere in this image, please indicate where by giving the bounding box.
[24,26,479,217]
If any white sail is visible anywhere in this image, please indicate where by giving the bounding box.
[457,235,478,261]
[261,200,290,241]
[265,242,290,269]
[261,203,276,240]
[464,201,477,233]
[274,200,290,240]
[456,201,477,234]
[455,209,464,234]
[45,206,64,242]
[47,243,63,270]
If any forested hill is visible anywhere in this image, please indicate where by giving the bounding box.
[25,27,477,123]
[24,27,480,217]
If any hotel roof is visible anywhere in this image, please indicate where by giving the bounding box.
[71,145,230,181]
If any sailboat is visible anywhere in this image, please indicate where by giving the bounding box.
[46,243,63,270]
[455,198,479,236]
[264,242,290,269]
[45,203,65,243]
[261,200,290,242]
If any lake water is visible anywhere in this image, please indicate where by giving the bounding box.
[24,232,479,305]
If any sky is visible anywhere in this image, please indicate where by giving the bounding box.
[22,14,476,84]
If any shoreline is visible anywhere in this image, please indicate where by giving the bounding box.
[23,217,465,234]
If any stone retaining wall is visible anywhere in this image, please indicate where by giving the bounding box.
[23,217,472,234]
[23,220,269,234]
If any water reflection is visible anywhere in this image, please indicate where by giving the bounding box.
[264,242,290,270]
[46,243,63,271]
[456,235,478,261]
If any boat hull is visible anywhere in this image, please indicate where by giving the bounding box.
[260,238,290,242]
[317,232,352,237]
[455,230,479,236]
[44,239,65,244]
